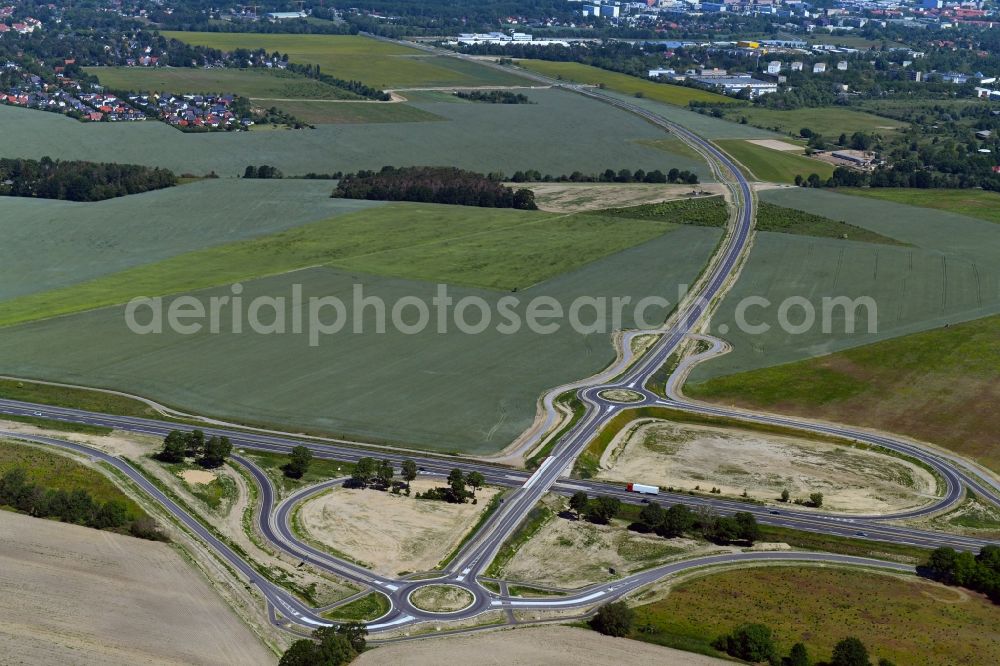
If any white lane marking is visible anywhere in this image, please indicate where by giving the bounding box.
[554,482,590,491]
[384,583,399,591]
[368,614,414,630]
[506,590,607,607]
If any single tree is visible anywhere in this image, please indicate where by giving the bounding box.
[586,496,621,524]
[448,468,466,500]
[809,492,824,508]
[569,490,589,518]
[780,488,790,502]
[200,435,232,468]
[788,642,811,666]
[734,511,759,545]
[157,430,187,463]
[638,502,664,532]
[185,429,206,458]
[467,471,485,496]
[401,459,418,489]
[376,459,394,488]
[334,621,368,653]
[719,623,778,663]
[659,503,694,538]
[352,457,377,487]
[284,445,312,479]
[831,637,872,666]
[93,500,128,529]
[590,601,634,637]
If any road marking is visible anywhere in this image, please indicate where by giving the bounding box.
[368,614,414,630]
[506,590,606,607]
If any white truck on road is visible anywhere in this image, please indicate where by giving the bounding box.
[626,483,659,495]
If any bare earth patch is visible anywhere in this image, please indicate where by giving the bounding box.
[179,469,217,485]
[527,182,725,213]
[356,625,727,665]
[747,139,804,152]
[0,510,273,665]
[598,421,938,514]
[297,478,499,576]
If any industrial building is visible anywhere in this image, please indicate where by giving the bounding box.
[691,74,777,98]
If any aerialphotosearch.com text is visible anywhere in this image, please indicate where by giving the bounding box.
[124,282,878,347]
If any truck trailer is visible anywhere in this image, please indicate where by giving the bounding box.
[626,483,659,495]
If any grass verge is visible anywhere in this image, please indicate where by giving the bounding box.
[323,592,391,622]
[715,139,834,183]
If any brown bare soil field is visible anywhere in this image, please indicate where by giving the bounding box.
[297,478,499,576]
[597,420,939,514]
[0,509,273,665]
[528,183,725,213]
[356,625,728,665]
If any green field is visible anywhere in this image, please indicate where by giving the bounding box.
[161,33,530,89]
[721,106,905,137]
[0,88,701,177]
[0,202,687,328]
[0,179,380,304]
[756,201,901,244]
[629,567,1000,665]
[841,187,1000,224]
[84,66,363,99]
[0,440,145,519]
[516,60,734,106]
[688,313,1000,472]
[714,139,835,183]
[0,223,721,452]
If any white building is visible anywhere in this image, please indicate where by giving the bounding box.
[766,61,782,74]
[837,60,848,71]
[791,61,804,72]
[813,62,827,73]
[648,68,676,78]
[692,74,778,98]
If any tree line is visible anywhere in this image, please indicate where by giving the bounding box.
[713,624,896,666]
[0,467,166,541]
[243,164,284,179]
[156,430,234,469]
[333,166,537,209]
[0,157,176,202]
[568,490,759,546]
[921,544,1000,604]
[508,167,698,185]
[454,90,533,104]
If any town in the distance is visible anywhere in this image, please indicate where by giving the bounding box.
[0,1,998,665]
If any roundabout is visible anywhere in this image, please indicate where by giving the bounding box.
[596,388,645,404]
